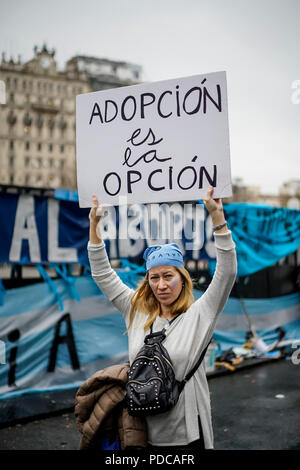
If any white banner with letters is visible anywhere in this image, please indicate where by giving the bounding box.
[76,72,232,207]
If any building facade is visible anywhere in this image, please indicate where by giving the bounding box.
[0,45,141,190]
[279,180,300,209]
[223,177,281,207]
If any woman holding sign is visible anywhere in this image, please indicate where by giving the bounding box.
[87,187,237,450]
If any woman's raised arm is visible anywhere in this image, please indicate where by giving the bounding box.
[87,195,134,322]
[89,194,103,244]
[196,186,237,318]
[202,186,228,234]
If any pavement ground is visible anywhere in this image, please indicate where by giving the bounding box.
[0,358,299,451]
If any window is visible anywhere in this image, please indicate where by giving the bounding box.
[25,156,30,168]
[48,119,55,136]
[10,140,14,149]
[36,114,43,131]
[60,144,64,153]
[49,143,53,152]
[36,174,43,187]
[37,143,42,151]
[9,155,14,168]
[31,158,41,169]
[23,113,32,134]
[25,141,30,150]
[7,110,17,126]
[42,159,48,169]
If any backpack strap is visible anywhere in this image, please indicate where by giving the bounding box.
[150,316,212,391]
[178,340,211,393]
[149,315,179,336]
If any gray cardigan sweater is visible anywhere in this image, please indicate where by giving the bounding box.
[87,230,237,448]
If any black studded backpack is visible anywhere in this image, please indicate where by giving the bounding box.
[125,318,210,417]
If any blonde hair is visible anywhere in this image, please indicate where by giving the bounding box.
[126,267,194,333]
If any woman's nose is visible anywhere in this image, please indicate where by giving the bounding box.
[157,278,168,289]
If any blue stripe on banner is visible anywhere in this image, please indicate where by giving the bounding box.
[70,314,128,365]
[54,189,79,201]
[194,291,300,316]
[0,383,84,400]
[0,276,104,319]
[222,292,300,315]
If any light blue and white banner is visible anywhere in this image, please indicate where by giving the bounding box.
[0,270,299,399]
[0,273,129,399]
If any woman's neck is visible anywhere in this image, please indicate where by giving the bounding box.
[159,305,173,319]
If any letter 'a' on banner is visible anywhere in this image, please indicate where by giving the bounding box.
[76,71,232,207]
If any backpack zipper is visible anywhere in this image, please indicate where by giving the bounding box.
[144,343,174,370]
[128,377,164,385]
[131,353,172,378]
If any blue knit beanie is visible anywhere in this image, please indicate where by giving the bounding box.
[143,243,184,271]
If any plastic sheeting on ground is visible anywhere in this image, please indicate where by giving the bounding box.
[0,270,299,400]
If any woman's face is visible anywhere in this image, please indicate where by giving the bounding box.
[148,265,183,307]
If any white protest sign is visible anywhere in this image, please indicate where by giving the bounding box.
[76,71,232,207]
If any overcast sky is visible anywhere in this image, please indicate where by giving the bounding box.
[1,0,299,194]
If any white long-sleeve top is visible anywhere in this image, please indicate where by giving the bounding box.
[87,230,237,448]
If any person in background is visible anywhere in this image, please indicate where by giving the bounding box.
[87,186,237,450]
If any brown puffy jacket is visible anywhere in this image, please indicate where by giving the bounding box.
[74,362,148,450]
